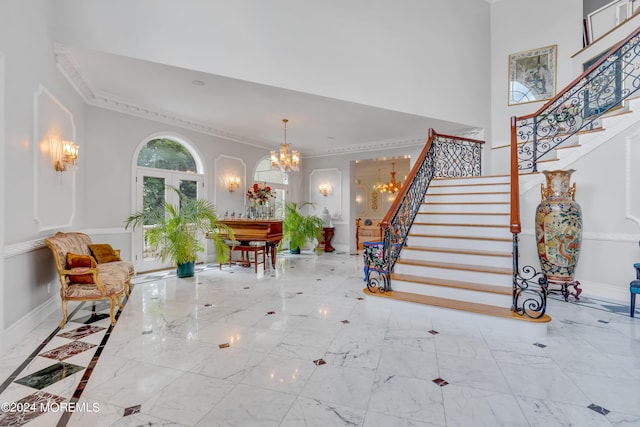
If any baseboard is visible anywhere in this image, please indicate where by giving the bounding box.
[575,279,629,303]
[0,295,59,357]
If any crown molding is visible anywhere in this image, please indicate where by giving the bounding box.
[54,44,446,157]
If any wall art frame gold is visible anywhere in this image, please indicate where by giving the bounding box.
[508,45,557,105]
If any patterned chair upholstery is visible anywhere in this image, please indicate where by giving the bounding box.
[45,232,134,327]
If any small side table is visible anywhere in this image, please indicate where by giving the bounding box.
[318,227,335,252]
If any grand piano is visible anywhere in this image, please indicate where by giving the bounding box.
[212,219,283,268]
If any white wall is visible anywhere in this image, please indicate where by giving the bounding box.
[489,0,584,174]
[53,0,492,131]
[0,0,89,350]
[517,121,640,301]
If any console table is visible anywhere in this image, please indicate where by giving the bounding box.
[318,227,335,252]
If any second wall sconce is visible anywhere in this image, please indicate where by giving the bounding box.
[225,176,241,192]
[318,183,331,197]
[50,136,79,172]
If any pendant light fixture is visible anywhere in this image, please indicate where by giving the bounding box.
[270,118,300,173]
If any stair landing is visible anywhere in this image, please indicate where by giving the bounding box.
[363,288,551,337]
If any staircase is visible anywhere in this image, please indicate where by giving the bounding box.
[364,174,551,337]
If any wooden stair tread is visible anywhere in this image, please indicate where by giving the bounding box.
[432,174,509,180]
[429,182,509,188]
[391,273,511,294]
[408,233,511,242]
[363,288,551,323]
[413,222,509,229]
[555,144,582,151]
[402,245,511,258]
[417,211,509,216]
[423,201,509,205]
[397,258,512,275]
[426,191,509,196]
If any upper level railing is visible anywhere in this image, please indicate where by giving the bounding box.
[364,129,484,293]
[509,25,640,318]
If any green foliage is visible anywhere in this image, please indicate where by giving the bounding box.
[280,201,324,252]
[125,187,233,266]
[137,139,197,172]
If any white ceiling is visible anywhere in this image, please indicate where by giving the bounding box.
[55,44,476,157]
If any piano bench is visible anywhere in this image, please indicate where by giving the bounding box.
[226,244,266,273]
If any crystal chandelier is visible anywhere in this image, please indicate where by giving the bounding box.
[377,162,402,194]
[270,118,300,173]
[372,168,385,192]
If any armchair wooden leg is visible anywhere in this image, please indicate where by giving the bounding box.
[125,279,131,298]
[59,299,68,328]
[117,293,123,310]
[109,296,117,326]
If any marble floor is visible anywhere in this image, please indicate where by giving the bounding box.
[1,252,640,427]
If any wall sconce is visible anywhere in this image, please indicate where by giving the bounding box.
[225,176,241,192]
[50,136,79,172]
[318,183,331,197]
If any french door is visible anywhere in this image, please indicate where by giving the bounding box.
[133,167,204,272]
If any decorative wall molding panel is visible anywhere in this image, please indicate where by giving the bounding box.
[33,85,76,231]
[309,168,342,222]
[626,135,640,228]
[215,155,246,215]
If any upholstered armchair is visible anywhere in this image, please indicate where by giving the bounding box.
[45,232,134,327]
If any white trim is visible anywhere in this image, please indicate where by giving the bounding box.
[32,84,77,231]
[572,279,629,303]
[0,295,59,357]
[214,154,247,207]
[4,238,47,258]
[309,168,343,220]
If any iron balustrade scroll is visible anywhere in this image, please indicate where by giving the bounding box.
[510,26,640,319]
[515,30,640,172]
[433,135,482,177]
[511,235,548,319]
[364,130,484,293]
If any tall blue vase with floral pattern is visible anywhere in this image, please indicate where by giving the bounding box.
[535,169,582,284]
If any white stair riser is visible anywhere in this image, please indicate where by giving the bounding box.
[421,203,509,214]
[427,184,510,194]
[411,224,511,239]
[415,212,508,225]
[394,263,512,286]
[406,235,512,252]
[400,249,512,269]
[425,193,510,203]
[432,176,510,186]
[391,280,512,306]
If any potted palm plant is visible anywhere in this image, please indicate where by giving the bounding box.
[125,187,233,278]
[281,201,324,254]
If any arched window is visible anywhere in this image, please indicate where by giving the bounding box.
[254,157,287,219]
[133,136,205,272]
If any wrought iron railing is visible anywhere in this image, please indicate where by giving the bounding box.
[510,25,640,318]
[515,26,640,173]
[364,129,484,293]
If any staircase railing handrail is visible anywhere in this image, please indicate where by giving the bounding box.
[364,129,484,293]
[509,25,640,318]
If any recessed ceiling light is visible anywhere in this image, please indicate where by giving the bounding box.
[192,80,205,86]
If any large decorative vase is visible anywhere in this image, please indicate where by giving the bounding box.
[535,169,582,287]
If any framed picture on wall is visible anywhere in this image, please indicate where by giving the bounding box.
[508,45,557,105]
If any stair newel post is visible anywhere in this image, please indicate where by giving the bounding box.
[510,115,548,319]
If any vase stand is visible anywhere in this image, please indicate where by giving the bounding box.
[548,280,582,302]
